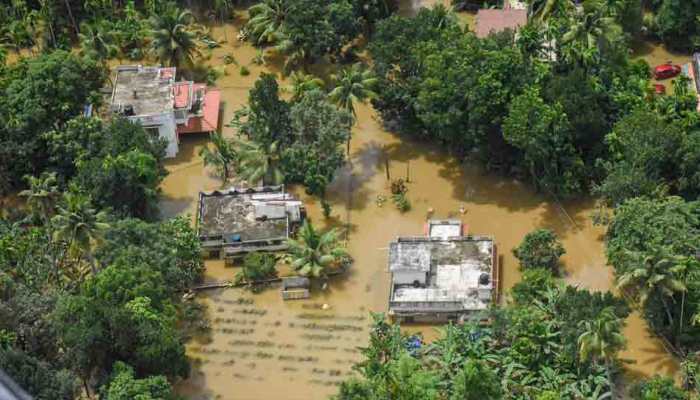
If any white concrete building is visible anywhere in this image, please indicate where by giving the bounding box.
[110,65,221,158]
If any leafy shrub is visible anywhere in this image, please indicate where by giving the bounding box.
[513,229,565,272]
[236,252,278,289]
[630,376,687,400]
[240,65,250,76]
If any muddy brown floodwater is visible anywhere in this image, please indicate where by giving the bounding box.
[164,10,680,400]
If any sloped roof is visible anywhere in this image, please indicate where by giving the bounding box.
[475,9,527,38]
[177,86,221,134]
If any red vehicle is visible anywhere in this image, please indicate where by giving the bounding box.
[654,62,681,80]
[654,84,666,95]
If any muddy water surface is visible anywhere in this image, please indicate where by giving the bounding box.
[165,14,679,400]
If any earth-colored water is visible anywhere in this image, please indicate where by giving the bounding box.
[153,6,683,400]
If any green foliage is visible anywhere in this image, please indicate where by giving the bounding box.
[232,73,292,148]
[340,279,628,399]
[596,108,691,206]
[96,216,204,293]
[287,220,350,279]
[101,361,174,400]
[653,0,700,51]
[236,252,278,286]
[235,138,284,185]
[0,348,79,400]
[450,360,502,400]
[329,62,378,119]
[239,65,250,76]
[631,376,688,400]
[283,90,350,196]
[605,196,700,352]
[512,229,565,272]
[149,3,200,69]
[510,268,557,305]
[75,149,163,219]
[503,86,584,196]
[200,131,237,183]
[0,51,104,194]
[54,262,189,383]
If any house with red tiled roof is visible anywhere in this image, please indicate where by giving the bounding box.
[475,8,527,39]
[110,65,221,158]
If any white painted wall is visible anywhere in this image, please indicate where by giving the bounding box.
[130,112,179,158]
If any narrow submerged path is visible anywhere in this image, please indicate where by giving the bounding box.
[160,20,679,400]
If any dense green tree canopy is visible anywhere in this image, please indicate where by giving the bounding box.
[0,51,104,193]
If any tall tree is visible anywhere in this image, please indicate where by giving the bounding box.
[51,192,110,277]
[19,172,59,225]
[235,139,284,186]
[561,0,623,68]
[199,131,237,184]
[149,4,200,69]
[329,63,377,153]
[245,0,288,46]
[578,307,626,397]
[503,86,584,196]
[78,19,118,61]
[616,246,688,327]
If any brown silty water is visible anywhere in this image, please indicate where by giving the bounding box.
[157,11,680,400]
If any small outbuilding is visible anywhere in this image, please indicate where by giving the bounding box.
[281,277,311,300]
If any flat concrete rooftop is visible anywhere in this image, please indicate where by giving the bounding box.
[198,187,302,244]
[111,65,174,116]
[389,236,495,313]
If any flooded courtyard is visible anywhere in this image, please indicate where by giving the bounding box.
[162,8,683,400]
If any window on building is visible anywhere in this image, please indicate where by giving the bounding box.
[145,127,160,138]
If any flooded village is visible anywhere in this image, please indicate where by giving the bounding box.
[153,4,694,398]
[1,0,698,399]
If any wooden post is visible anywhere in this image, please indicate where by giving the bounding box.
[385,156,391,181]
[406,161,410,183]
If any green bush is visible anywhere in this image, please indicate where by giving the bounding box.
[513,229,565,272]
[630,376,688,400]
[240,65,250,76]
[236,252,278,288]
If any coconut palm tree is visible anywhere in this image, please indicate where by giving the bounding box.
[79,19,118,61]
[578,307,626,397]
[287,220,350,280]
[235,139,284,186]
[329,63,378,119]
[288,71,324,101]
[329,63,377,154]
[616,246,687,326]
[149,5,200,69]
[245,0,288,45]
[200,132,237,184]
[272,34,308,75]
[527,0,576,22]
[19,172,59,225]
[51,192,110,277]
[561,0,622,67]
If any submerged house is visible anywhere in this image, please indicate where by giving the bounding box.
[197,186,304,262]
[110,65,221,158]
[388,220,499,323]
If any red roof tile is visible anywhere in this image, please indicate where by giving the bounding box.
[177,86,221,134]
[172,81,192,109]
[475,9,527,38]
